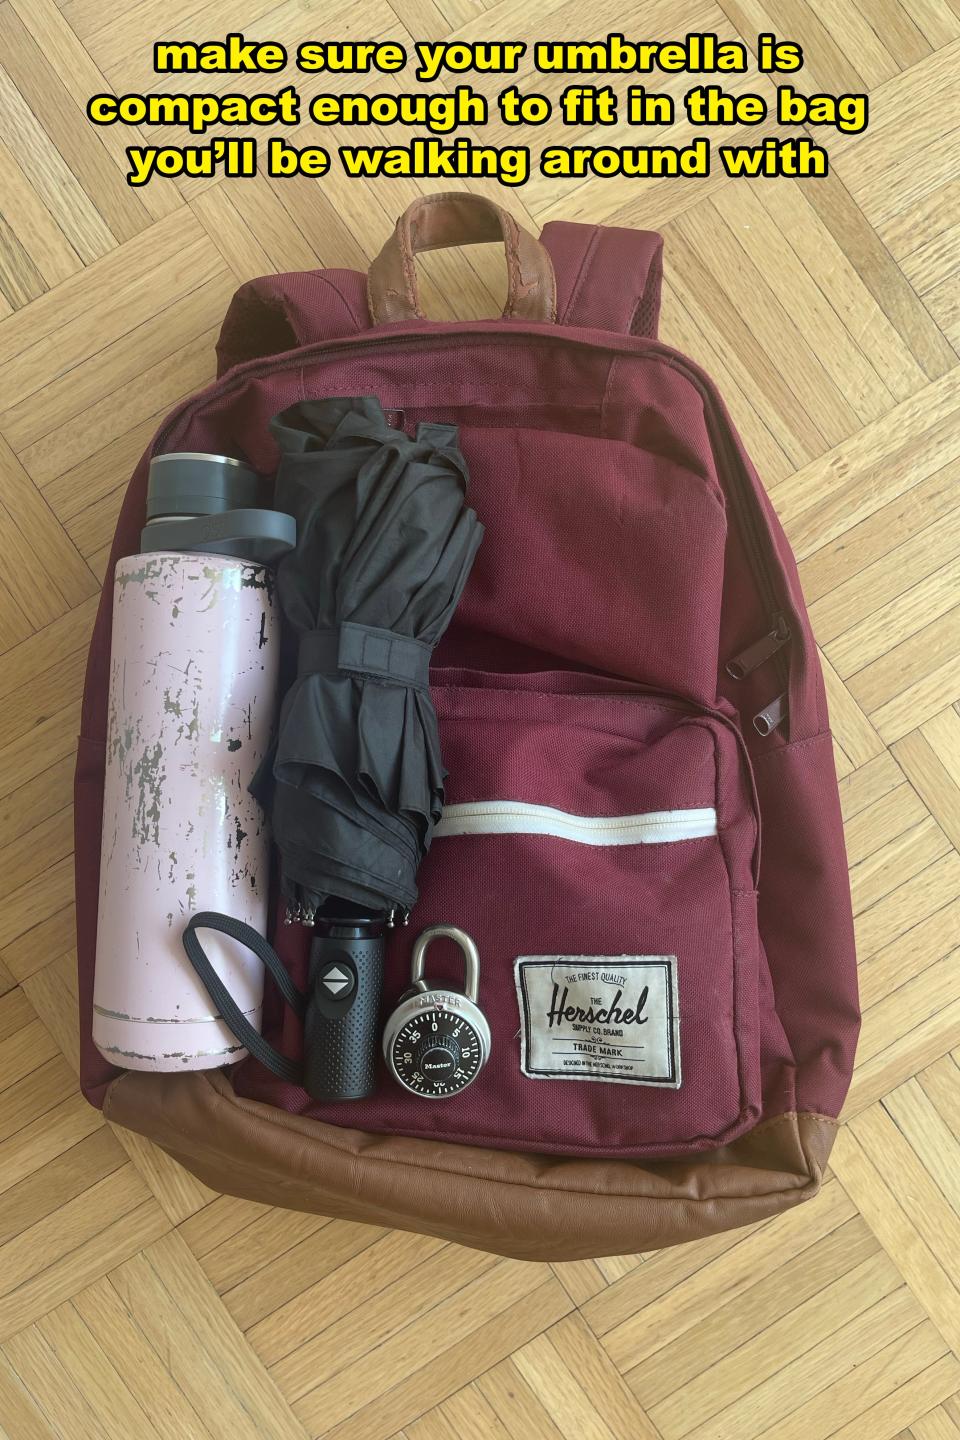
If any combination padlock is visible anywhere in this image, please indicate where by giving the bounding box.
[383,926,491,1098]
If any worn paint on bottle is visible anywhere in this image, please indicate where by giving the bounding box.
[93,552,279,1070]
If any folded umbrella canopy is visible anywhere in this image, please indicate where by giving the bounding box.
[253,397,483,924]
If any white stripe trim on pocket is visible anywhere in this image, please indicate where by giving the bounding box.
[434,801,717,846]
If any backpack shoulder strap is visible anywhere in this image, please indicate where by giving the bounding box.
[538,221,663,338]
[215,268,370,376]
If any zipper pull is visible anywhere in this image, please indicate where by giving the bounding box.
[726,615,790,679]
[753,694,786,736]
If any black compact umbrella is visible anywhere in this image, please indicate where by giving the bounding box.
[252,396,484,926]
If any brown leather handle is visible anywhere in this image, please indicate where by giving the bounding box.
[367,192,557,325]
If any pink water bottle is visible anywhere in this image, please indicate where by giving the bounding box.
[93,454,294,1071]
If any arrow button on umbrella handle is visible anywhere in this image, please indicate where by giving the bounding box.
[313,953,358,1013]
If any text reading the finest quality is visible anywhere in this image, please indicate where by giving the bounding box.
[85,31,872,188]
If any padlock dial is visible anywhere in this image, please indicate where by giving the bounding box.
[389,1005,485,1097]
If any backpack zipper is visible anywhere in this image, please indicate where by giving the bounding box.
[433,684,762,885]
[753,693,786,736]
[726,614,791,679]
[699,404,792,721]
[435,800,717,845]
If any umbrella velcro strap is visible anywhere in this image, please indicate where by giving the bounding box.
[299,624,432,689]
[182,911,306,1086]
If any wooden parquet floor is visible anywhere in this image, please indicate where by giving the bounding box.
[1,1,959,1436]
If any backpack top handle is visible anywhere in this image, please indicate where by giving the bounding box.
[367,192,557,326]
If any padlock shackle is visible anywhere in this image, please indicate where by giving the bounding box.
[410,925,481,1003]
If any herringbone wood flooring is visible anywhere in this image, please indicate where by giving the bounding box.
[1,1,959,1436]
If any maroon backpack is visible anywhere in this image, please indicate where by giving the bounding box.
[76,193,859,1260]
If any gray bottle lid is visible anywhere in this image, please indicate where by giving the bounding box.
[146,452,264,518]
[142,453,296,564]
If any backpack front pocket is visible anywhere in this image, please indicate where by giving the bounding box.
[302,671,763,1158]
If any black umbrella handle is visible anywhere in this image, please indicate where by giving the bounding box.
[303,922,385,1101]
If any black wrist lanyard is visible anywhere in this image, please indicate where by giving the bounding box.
[181,911,306,1085]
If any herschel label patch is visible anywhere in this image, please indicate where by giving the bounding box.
[514,957,680,1086]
